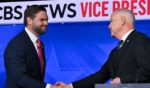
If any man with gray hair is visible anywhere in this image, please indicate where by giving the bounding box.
[58,8,150,88]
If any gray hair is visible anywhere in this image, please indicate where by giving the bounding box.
[115,8,135,24]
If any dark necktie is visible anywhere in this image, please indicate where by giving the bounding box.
[36,38,44,75]
[117,40,123,50]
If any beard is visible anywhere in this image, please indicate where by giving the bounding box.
[32,24,47,35]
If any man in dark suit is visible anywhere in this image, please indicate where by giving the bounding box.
[58,8,150,88]
[4,5,63,88]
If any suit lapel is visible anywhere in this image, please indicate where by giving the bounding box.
[109,48,118,78]
[23,30,39,59]
[22,31,45,76]
[115,30,137,72]
[19,30,46,80]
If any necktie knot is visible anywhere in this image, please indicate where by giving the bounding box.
[36,38,42,48]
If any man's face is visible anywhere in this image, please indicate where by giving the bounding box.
[31,11,48,35]
[108,13,122,37]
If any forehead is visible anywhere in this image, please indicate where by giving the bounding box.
[110,13,119,20]
[35,11,48,18]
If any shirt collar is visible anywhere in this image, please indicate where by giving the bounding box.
[25,27,38,44]
[121,29,134,41]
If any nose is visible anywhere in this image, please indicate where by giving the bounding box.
[44,20,48,26]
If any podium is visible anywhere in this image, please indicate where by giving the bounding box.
[95,84,150,88]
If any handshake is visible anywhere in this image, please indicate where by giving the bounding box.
[50,82,72,88]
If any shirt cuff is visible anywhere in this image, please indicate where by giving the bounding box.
[70,83,73,88]
[46,83,51,88]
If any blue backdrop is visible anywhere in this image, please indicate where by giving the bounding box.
[0,20,150,88]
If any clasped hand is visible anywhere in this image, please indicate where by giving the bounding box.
[51,82,72,88]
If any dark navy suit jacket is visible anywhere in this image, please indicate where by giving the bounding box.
[73,30,150,88]
[4,30,46,88]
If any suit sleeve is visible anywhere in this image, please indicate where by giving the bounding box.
[72,57,111,88]
[121,35,150,83]
[4,42,46,88]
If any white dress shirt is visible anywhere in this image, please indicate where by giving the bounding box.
[121,29,134,42]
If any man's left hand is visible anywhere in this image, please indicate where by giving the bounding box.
[110,77,121,84]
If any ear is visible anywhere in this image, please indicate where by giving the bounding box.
[27,17,32,25]
[120,16,126,25]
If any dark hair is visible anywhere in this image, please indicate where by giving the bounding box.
[24,5,47,26]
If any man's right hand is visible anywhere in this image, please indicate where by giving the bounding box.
[50,82,72,88]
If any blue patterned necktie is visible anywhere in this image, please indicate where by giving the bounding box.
[117,40,123,50]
